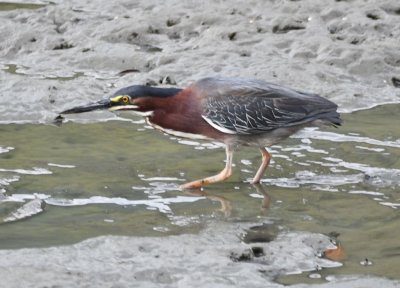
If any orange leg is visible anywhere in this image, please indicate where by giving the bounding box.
[180,146,234,190]
[251,147,271,184]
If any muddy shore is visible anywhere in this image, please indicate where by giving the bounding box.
[1,0,400,124]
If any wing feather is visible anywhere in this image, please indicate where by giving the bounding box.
[196,77,341,135]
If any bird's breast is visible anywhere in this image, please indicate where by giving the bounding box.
[143,89,229,142]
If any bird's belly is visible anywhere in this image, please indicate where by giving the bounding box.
[226,126,304,147]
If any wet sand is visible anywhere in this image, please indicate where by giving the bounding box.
[1,0,400,287]
[1,0,400,123]
[0,222,399,288]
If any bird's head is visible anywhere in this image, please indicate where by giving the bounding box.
[59,85,182,116]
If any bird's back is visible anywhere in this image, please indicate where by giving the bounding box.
[193,77,342,135]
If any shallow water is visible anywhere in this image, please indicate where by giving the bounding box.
[0,104,400,283]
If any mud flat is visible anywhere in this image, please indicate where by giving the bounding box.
[1,0,400,123]
[0,221,399,288]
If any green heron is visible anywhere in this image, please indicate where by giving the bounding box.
[60,77,342,189]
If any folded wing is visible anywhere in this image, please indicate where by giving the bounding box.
[198,77,342,135]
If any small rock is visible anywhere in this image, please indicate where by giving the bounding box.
[160,76,176,85]
[391,77,400,88]
[272,19,305,34]
[145,79,158,86]
[139,44,163,52]
[166,19,180,27]
[147,26,160,34]
[366,12,380,20]
[230,248,253,262]
[118,69,140,76]
[251,246,265,257]
[228,32,237,41]
[53,42,74,50]
[53,115,65,126]
[360,258,373,266]
[241,223,277,243]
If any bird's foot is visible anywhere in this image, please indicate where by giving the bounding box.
[180,179,207,190]
[180,167,232,190]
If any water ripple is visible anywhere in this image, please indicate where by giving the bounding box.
[294,127,400,148]
[46,195,204,213]
[1,193,204,214]
[260,172,364,188]
[0,167,52,175]
[0,175,20,186]
[0,146,14,154]
[47,163,76,168]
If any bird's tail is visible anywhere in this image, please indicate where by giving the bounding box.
[319,110,343,127]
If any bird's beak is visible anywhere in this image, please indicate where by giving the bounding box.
[59,96,138,115]
[59,98,112,114]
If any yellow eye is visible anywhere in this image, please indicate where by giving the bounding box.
[122,96,129,103]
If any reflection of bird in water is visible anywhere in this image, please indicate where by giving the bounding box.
[187,189,232,217]
[187,184,271,217]
[59,77,341,189]
[253,184,271,210]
